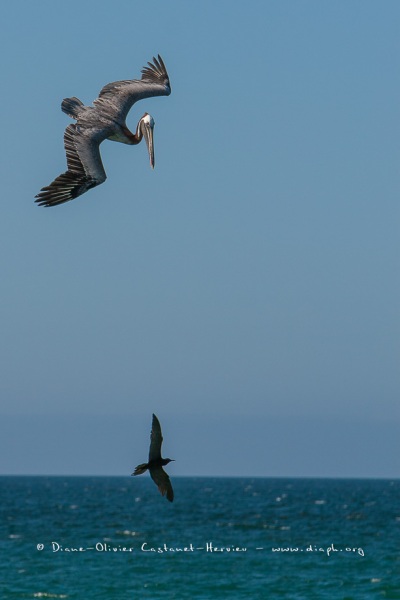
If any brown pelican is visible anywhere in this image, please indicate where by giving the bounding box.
[35,55,171,207]
[132,413,174,502]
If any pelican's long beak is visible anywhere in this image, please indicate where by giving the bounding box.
[141,117,155,169]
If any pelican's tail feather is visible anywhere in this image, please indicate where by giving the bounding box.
[61,97,84,119]
[132,463,148,476]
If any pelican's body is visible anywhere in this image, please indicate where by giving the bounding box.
[132,414,174,502]
[35,55,171,207]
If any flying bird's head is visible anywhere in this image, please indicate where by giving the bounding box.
[140,113,155,169]
[163,458,175,466]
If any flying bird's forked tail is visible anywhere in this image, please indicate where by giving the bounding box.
[132,463,148,476]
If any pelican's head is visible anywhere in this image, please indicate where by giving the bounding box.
[164,458,175,465]
[140,113,155,169]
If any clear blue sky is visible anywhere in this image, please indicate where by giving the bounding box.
[0,1,398,477]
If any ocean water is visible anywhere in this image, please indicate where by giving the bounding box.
[1,476,399,599]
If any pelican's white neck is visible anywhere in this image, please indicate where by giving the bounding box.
[141,113,154,127]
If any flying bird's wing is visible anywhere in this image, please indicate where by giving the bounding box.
[148,414,163,462]
[94,55,171,123]
[35,124,107,207]
[150,466,174,502]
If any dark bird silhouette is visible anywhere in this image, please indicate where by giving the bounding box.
[132,413,174,502]
[35,55,171,207]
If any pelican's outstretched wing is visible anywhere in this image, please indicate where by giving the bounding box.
[148,413,163,462]
[94,55,171,122]
[150,466,174,502]
[35,124,107,207]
